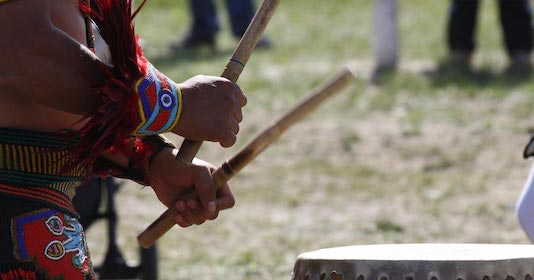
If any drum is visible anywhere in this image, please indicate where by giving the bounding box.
[292,243,534,280]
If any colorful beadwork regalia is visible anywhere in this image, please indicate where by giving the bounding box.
[74,0,182,181]
[0,129,95,280]
[0,0,179,279]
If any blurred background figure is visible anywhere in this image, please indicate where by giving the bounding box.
[372,0,399,79]
[445,0,533,74]
[516,162,534,243]
[170,0,272,50]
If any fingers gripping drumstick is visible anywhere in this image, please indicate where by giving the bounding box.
[138,66,357,249]
[175,0,281,165]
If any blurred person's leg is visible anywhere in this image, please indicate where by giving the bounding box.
[170,0,218,50]
[226,0,254,38]
[498,0,532,72]
[447,0,479,67]
[225,0,272,48]
[191,0,220,39]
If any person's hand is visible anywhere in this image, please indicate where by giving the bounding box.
[147,148,235,227]
[173,75,247,148]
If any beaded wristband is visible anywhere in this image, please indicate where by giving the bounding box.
[92,135,177,186]
[142,135,177,166]
[133,63,182,136]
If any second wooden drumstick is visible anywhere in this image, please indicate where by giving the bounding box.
[138,66,357,249]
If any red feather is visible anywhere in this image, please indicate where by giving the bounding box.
[68,0,151,179]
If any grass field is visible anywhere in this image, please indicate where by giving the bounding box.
[84,1,534,279]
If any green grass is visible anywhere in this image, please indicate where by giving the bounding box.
[84,1,534,279]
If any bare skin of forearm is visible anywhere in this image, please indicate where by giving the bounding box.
[0,0,104,116]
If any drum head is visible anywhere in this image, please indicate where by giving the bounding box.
[292,244,534,280]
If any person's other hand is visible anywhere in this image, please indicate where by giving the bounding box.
[173,75,247,148]
[148,148,235,227]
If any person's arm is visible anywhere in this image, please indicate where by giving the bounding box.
[2,0,247,144]
[2,0,247,146]
[0,0,104,114]
[97,142,235,227]
[1,0,248,185]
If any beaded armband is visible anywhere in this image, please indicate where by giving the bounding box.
[134,63,183,136]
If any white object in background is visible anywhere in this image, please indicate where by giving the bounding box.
[373,0,398,70]
[92,24,112,64]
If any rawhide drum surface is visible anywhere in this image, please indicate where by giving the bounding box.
[291,243,534,280]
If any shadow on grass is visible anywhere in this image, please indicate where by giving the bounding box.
[369,59,534,95]
[423,60,534,92]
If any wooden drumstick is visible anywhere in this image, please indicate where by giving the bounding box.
[175,0,281,166]
[138,66,356,249]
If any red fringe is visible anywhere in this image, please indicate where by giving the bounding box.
[0,266,38,280]
[70,0,151,179]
